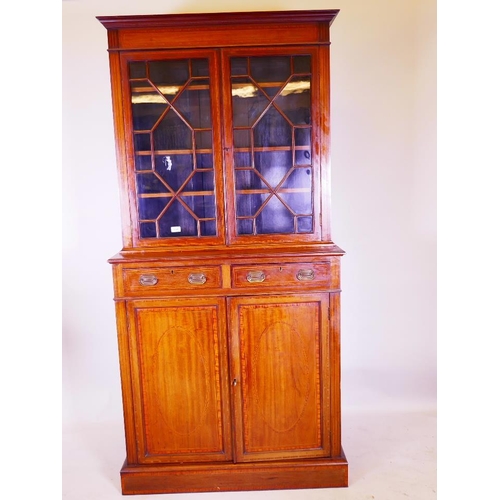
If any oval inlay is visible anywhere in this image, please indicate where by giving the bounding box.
[253,321,311,433]
[152,326,210,435]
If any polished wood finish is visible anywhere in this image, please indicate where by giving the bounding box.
[229,294,330,461]
[99,9,347,495]
[127,298,232,463]
[120,456,348,495]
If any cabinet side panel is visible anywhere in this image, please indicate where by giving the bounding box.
[115,299,138,462]
[318,45,332,241]
[108,52,134,247]
[330,291,342,456]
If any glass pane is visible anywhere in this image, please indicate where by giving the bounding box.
[131,81,167,130]
[236,193,270,217]
[237,219,254,235]
[155,154,194,191]
[158,199,197,237]
[140,222,157,238]
[138,197,169,220]
[297,216,313,233]
[135,154,152,171]
[295,128,311,147]
[233,129,251,148]
[181,195,216,219]
[149,60,189,87]
[254,151,293,188]
[275,76,311,125]
[196,153,213,169]
[232,78,269,127]
[280,192,312,215]
[293,55,311,74]
[280,168,312,190]
[129,62,147,79]
[231,57,248,76]
[235,169,266,190]
[295,149,312,166]
[254,107,292,148]
[250,56,290,83]
[153,111,193,151]
[195,130,212,150]
[136,173,168,194]
[184,170,215,192]
[256,197,294,234]
[175,80,212,129]
[191,59,209,77]
[200,220,217,236]
[234,152,252,168]
[134,133,151,152]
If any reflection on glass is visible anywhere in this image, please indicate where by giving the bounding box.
[254,151,292,188]
[155,154,193,191]
[280,192,312,215]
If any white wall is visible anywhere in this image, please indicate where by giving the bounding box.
[62,0,436,426]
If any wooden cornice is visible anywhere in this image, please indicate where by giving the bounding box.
[97,9,340,30]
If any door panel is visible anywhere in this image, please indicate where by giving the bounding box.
[127,298,232,463]
[221,47,323,244]
[229,294,331,462]
[120,50,226,247]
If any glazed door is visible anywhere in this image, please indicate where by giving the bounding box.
[120,50,226,247]
[229,294,331,462]
[222,47,324,244]
[126,297,233,463]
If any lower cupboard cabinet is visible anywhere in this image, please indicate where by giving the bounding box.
[113,282,347,494]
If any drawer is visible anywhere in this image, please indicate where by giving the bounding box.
[122,266,222,295]
[231,262,332,289]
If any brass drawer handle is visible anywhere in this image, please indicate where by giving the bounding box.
[139,274,158,286]
[188,273,207,285]
[246,270,266,283]
[297,269,315,281]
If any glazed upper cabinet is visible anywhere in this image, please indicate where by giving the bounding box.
[101,13,334,249]
[99,10,347,495]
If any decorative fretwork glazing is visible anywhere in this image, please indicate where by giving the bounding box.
[129,59,216,239]
[231,55,313,235]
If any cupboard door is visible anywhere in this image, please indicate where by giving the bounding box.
[229,294,331,462]
[222,48,323,244]
[127,298,232,463]
[120,50,226,247]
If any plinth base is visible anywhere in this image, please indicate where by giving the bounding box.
[120,452,348,495]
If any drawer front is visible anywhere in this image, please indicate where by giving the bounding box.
[231,262,332,289]
[123,266,222,295]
